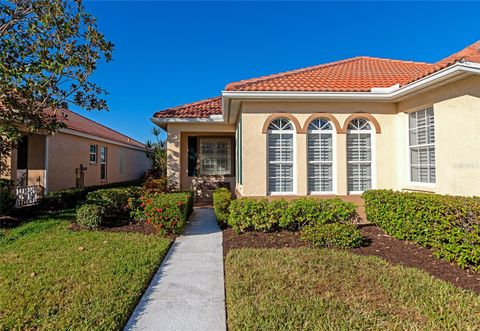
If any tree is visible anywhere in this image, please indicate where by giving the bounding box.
[0,0,114,167]
[145,127,167,178]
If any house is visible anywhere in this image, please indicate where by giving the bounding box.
[1,109,150,206]
[153,41,480,199]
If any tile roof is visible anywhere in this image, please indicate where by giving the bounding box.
[55,109,145,148]
[153,96,222,118]
[225,57,433,92]
[154,40,480,118]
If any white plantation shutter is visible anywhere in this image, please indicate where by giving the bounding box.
[347,118,372,193]
[268,119,294,193]
[409,108,435,183]
[307,119,334,193]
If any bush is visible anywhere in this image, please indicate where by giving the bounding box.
[40,180,144,211]
[41,188,86,210]
[301,222,365,248]
[362,189,480,272]
[213,188,231,228]
[0,179,15,215]
[86,187,141,219]
[282,198,357,230]
[76,204,105,230]
[142,176,171,193]
[130,191,193,235]
[227,197,357,233]
[228,198,269,233]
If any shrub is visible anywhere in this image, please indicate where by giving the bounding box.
[213,188,231,228]
[362,189,480,272]
[40,180,143,211]
[281,198,357,230]
[131,191,193,235]
[227,197,357,233]
[0,179,15,215]
[41,188,86,210]
[142,176,171,193]
[301,222,365,248]
[86,187,141,219]
[228,198,269,233]
[76,204,105,230]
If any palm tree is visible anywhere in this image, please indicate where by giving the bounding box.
[145,127,167,177]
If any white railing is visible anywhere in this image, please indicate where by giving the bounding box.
[15,185,44,208]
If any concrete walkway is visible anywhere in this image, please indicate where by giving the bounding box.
[124,208,226,331]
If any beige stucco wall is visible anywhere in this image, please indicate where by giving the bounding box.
[398,76,480,196]
[166,123,236,191]
[165,75,480,197]
[47,132,150,192]
[240,102,399,196]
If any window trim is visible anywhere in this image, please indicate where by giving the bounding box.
[267,119,296,195]
[89,144,98,164]
[100,146,107,181]
[407,107,436,187]
[306,119,337,195]
[197,136,235,177]
[346,119,376,194]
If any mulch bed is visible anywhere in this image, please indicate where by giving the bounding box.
[223,228,309,255]
[69,222,159,235]
[223,225,480,293]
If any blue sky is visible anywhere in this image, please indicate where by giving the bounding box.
[79,1,480,143]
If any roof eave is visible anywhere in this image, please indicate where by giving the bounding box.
[222,61,480,103]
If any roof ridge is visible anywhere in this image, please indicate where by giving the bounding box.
[435,39,480,65]
[61,108,144,147]
[354,55,432,65]
[225,56,365,91]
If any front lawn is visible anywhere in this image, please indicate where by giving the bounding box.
[225,248,480,330]
[0,210,171,330]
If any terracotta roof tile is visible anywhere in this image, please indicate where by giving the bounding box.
[154,41,480,119]
[225,57,434,92]
[153,96,222,118]
[52,109,145,148]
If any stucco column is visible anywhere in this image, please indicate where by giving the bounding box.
[296,133,308,195]
[336,133,347,195]
[166,124,181,189]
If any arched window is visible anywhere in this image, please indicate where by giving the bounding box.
[347,118,373,193]
[307,119,335,193]
[268,118,295,194]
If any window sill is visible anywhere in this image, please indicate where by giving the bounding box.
[309,192,336,196]
[402,184,436,193]
[268,192,296,196]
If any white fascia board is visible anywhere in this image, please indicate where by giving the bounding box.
[59,128,145,151]
[222,62,480,102]
[151,117,225,124]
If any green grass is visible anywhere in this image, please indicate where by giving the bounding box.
[0,210,171,330]
[226,248,480,331]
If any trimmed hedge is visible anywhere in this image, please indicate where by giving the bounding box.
[41,179,143,210]
[362,189,480,272]
[301,222,364,248]
[228,197,357,234]
[130,191,193,235]
[213,188,231,228]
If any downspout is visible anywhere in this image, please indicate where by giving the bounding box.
[44,136,49,194]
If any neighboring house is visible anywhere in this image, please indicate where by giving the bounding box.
[2,109,150,206]
[153,40,480,198]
